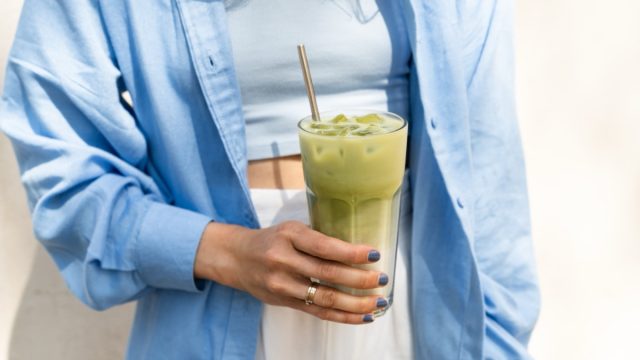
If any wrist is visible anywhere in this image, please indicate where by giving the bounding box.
[194,221,254,287]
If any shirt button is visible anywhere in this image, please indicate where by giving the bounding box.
[430,117,437,129]
[456,197,464,209]
[207,55,219,73]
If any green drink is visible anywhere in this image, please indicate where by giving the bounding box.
[298,109,408,315]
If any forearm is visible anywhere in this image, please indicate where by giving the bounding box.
[19,157,212,309]
[0,0,212,307]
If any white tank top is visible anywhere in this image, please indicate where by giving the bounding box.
[226,0,411,160]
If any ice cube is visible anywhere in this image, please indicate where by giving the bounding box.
[317,129,340,136]
[330,114,349,123]
[354,124,385,136]
[355,113,383,124]
[372,124,386,133]
[310,122,331,130]
[352,128,373,136]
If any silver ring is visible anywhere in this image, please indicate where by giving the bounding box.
[304,281,319,305]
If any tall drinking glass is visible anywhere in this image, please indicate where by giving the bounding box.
[298,109,408,316]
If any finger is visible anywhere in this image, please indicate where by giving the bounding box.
[279,222,380,264]
[265,273,385,313]
[290,279,387,314]
[291,253,386,290]
[282,297,376,325]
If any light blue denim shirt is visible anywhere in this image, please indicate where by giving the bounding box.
[0,1,539,359]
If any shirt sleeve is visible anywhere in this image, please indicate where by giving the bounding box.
[462,0,541,357]
[0,0,211,311]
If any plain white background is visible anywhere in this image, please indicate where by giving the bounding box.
[1,0,639,359]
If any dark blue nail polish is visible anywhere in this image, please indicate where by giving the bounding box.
[378,273,389,286]
[376,298,388,308]
[368,250,380,262]
[363,314,374,323]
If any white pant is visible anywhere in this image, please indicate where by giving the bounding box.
[251,181,413,360]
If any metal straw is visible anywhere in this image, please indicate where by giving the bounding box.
[297,44,320,122]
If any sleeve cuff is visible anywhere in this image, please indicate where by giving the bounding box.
[135,201,212,292]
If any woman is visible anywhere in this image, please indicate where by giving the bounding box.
[0,0,539,359]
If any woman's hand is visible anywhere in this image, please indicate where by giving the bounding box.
[194,221,388,324]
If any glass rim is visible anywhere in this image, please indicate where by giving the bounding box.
[297,109,407,137]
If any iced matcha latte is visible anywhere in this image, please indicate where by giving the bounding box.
[298,110,407,315]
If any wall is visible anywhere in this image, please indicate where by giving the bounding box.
[517,1,640,358]
[1,0,639,359]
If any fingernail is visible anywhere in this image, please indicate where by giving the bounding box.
[378,273,389,286]
[367,250,380,262]
[363,314,374,323]
[376,298,388,308]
